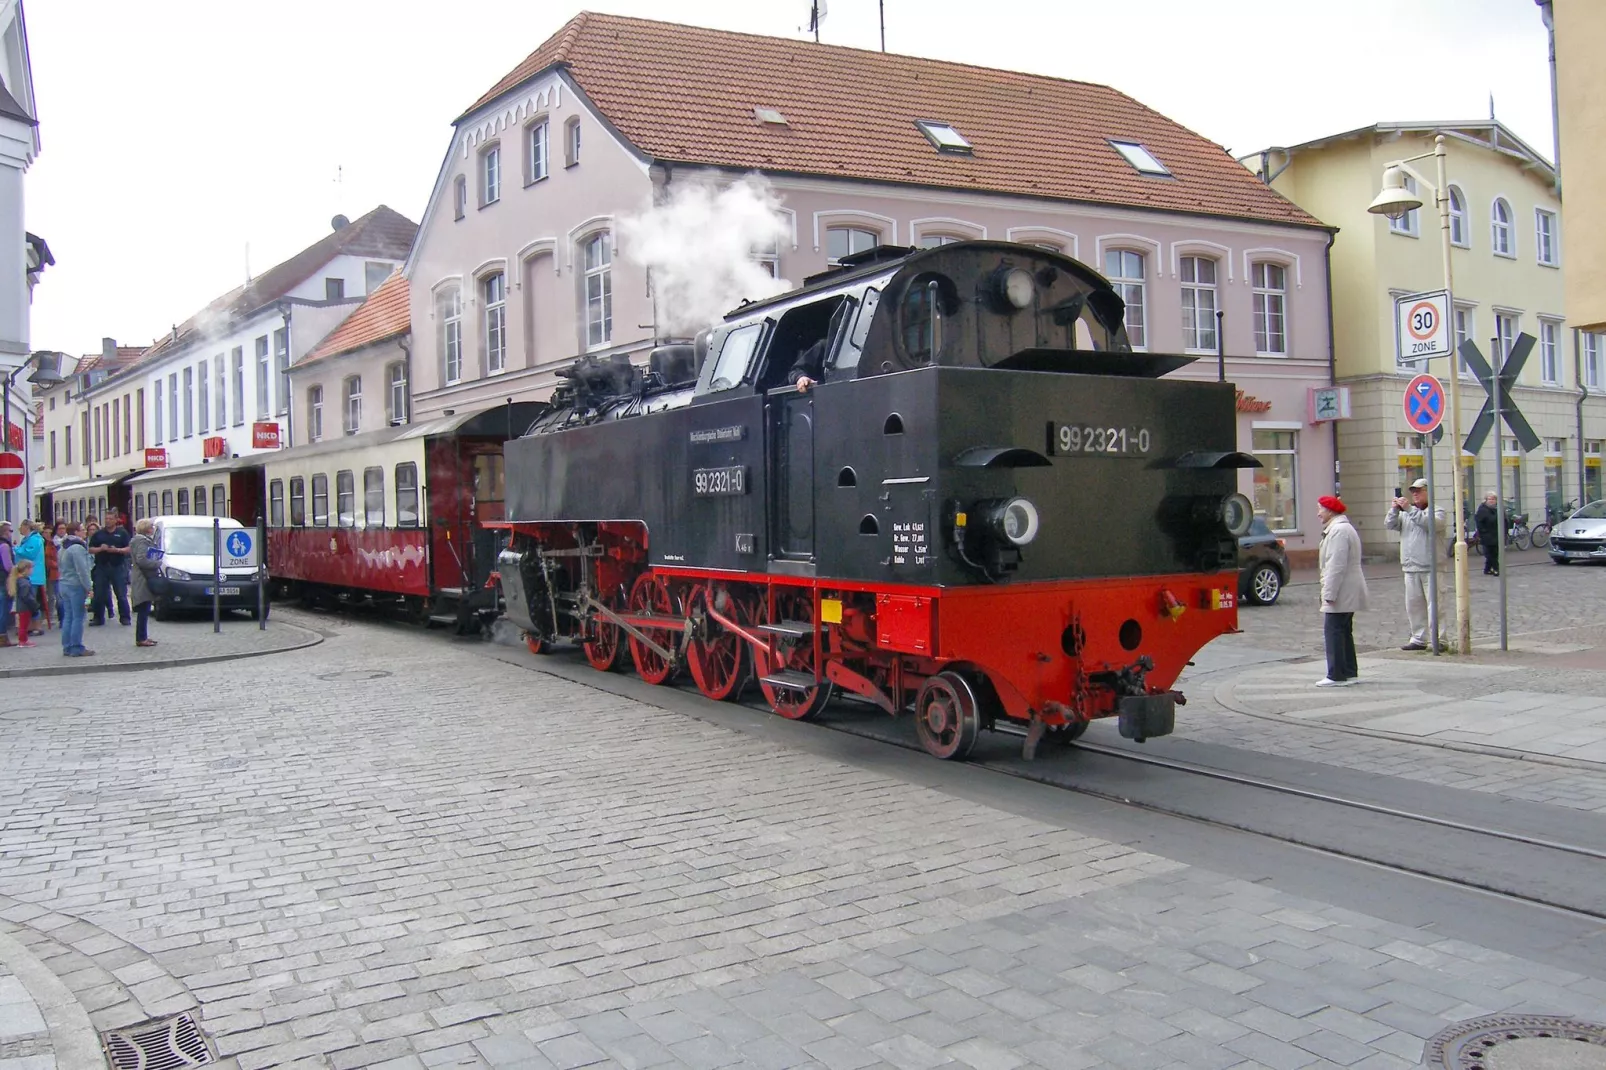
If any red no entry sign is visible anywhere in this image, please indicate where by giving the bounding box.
[0,451,24,491]
[1403,373,1445,435]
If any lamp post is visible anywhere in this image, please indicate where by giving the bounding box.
[1367,135,1469,653]
[3,351,65,521]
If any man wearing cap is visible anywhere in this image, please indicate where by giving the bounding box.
[1386,478,1445,651]
[1317,496,1367,686]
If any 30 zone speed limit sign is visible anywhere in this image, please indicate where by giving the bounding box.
[1395,289,1452,365]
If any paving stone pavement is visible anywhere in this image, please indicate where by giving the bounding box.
[0,614,320,678]
[3,620,1606,1069]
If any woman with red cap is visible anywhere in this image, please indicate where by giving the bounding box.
[1316,495,1368,686]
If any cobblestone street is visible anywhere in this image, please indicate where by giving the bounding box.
[2,609,1605,1069]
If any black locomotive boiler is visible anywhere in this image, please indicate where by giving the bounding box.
[494,242,1258,759]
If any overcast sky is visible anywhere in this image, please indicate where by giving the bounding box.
[25,0,1553,360]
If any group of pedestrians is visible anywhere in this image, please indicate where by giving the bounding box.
[0,509,161,657]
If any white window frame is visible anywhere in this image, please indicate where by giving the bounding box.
[1389,174,1420,237]
[255,335,270,419]
[1535,208,1558,267]
[1005,227,1079,259]
[910,217,984,248]
[1102,248,1147,350]
[1491,197,1515,258]
[437,282,464,385]
[387,362,408,425]
[1453,303,1477,380]
[483,271,507,374]
[1250,261,1289,356]
[343,375,362,436]
[1539,319,1562,385]
[480,142,500,206]
[564,117,581,167]
[1448,185,1469,247]
[308,385,323,443]
[825,224,881,266]
[1586,332,1604,390]
[1179,255,1219,353]
[526,118,549,184]
[1494,311,1518,362]
[1249,423,1302,535]
[581,232,612,350]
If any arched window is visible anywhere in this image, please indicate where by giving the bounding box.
[436,284,463,384]
[1491,198,1514,257]
[1102,250,1146,348]
[482,271,507,373]
[826,226,879,265]
[1251,262,1288,355]
[526,117,549,183]
[1179,256,1219,352]
[582,233,613,348]
[307,385,323,443]
[479,142,500,206]
[917,234,962,248]
[1448,186,1468,247]
[343,376,362,436]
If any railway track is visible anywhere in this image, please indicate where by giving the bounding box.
[815,705,1606,922]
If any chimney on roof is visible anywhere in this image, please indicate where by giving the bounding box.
[331,214,350,231]
[102,337,116,362]
[171,325,179,342]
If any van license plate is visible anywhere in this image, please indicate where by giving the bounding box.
[204,586,242,596]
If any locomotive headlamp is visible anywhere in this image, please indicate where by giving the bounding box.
[1219,493,1254,537]
[999,268,1035,310]
[980,497,1040,547]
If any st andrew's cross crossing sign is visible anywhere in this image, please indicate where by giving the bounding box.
[1459,333,1541,456]
[1403,373,1445,435]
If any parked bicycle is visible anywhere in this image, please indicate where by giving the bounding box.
[1505,512,1533,551]
[1531,499,1577,550]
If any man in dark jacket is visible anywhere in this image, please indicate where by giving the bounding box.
[89,510,133,626]
[1475,492,1501,575]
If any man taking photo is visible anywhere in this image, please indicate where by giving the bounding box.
[1385,478,1445,651]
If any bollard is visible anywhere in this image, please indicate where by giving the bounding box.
[257,513,267,630]
[212,517,222,634]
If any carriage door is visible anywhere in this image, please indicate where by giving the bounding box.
[768,391,815,562]
[469,449,506,587]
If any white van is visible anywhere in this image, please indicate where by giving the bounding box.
[149,515,266,620]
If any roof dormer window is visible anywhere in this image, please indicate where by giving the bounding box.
[1110,140,1170,176]
[754,107,788,125]
[915,120,972,155]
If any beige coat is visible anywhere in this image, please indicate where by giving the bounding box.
[1318,513,1369,613]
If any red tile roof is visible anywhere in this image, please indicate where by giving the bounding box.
[468,13,1323,229]
[74,346,146,376]
[140,205,416,364]
[300,271,410,367]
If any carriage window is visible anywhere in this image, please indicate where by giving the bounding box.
[161,490,172,515]
[838,288,880,374]
[900,274,957,364]
[133,496,144,521]
[212,484,226,518]
[474,454,504,502]
[269,480,285,528]
[193,485,208,516]
[289,477,305,526]
[146,492,156,519]
[311,474,329,527]
[364,467,385,526]
[395,463,420,527]
[706,323,763,392]
[336,471,355,528]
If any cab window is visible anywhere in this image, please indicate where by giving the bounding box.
[705,323,763,392]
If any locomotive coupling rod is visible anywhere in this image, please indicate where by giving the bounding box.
[580,593,685,664]
[705,603,769,655]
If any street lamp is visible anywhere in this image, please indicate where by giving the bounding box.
[1366,134,1469,653]
[4,351,65,521]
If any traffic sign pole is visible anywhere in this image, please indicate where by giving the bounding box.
[1492,338,1507,653]
[1424,441,1440,656]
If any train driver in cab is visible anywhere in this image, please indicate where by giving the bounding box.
[789,338,827,393]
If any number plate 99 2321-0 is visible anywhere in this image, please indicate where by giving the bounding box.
[1048,422,1153,457]
[693,465,747,496]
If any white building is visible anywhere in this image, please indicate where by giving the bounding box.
[0,0,45,522]
[74,207,415,495]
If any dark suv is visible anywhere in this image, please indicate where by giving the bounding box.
[1238,516,1290,605]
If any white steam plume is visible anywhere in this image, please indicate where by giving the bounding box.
[620,175,792,337]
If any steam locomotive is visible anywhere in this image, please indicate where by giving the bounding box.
[495,242,1258,759]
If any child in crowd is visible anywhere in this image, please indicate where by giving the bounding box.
[7,560,37,648]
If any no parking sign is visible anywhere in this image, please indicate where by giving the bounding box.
[1403,373,1445,435]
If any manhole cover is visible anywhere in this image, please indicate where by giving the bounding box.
[313,668,392,681]
[103,1012,215,1069]
[1428,1015,1606,1069]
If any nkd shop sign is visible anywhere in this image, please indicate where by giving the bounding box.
[252,422,281,449]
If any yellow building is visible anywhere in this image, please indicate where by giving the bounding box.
[1545,0,1606,332]
[1246,122,1603,555]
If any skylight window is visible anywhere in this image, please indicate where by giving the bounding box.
[1110,140,1170,176]
[754,107,789,125]
[916,120,973,155]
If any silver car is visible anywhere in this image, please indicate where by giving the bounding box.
[1549,499,1606,564]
